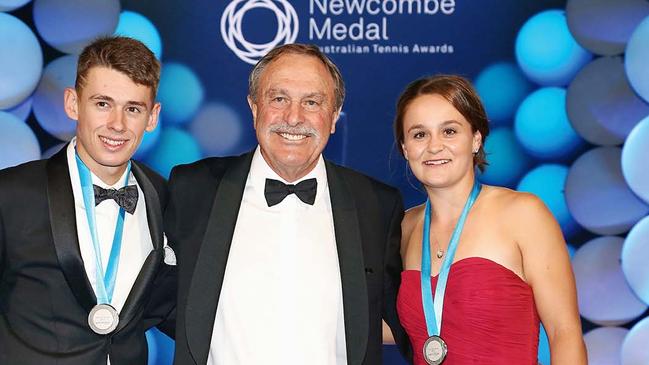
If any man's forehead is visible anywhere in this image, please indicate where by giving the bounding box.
[80,67,154,102]
[260,54,334,92]
[83,67,149,89]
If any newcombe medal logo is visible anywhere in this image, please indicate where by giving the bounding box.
[221,0,299,65]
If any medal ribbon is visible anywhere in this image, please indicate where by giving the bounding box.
[75,153,130,304]
[421,181,482,337]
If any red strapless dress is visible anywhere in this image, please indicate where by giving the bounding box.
[397,257,540,365]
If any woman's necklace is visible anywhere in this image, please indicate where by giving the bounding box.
[436,246,444,259]
[430,232,445,259]
[430,217,461,259]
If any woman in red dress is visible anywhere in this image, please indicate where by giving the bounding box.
[390,75,586,364]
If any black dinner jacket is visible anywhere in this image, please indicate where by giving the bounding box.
[0,147,174,365]
[166,150,412,365]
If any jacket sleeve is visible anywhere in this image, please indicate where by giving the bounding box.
[382,192,413,362]
[142,171,177,338]
[143,264,177,338]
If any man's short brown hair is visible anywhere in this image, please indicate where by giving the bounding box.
[75,36,161,100]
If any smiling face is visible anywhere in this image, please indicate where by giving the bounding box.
[64,66,160,184]
[248,53,339,182]
[401,94,482,189]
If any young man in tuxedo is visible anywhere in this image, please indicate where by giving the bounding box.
[166,43,412,365]
[0,36,174,365]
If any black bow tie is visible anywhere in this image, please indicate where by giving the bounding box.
[264,178,317,207]
[93,184,138,214]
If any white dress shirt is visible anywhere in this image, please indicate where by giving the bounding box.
[66,140,154,364]
[207,147,347,365]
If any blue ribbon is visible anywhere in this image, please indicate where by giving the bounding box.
[75,153,131,304]
[421,181,482,336]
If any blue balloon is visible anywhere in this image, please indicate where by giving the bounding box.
[145,127,201,178]
[0,0,31,12]
[0,13,43,109]
[0,112,41,169]
[566,0,649,56]
[515,87,584,159]
[622,317,649,364]
[478,127,531,187]
[32,55,78,141]
[626,15,649,103]
[114,11,162,59]
[158,63,204,125]
[42,143,65,159]
[517,164,580,237]
[474,62,533,124]
[622,216,649,305]
[33,0,120,54]
[584,327,630,363]
[566,244,577,259]
[565,147,649,235]
[134,121,162,160]
[574,237,647,325]
[146,327,174,365]
[145,329,159,365]
[566,56,649,146]
[515,10,592,86]
[622,115,649,204]
[189,102,244,157]
[1,96,32,122]
[538,324,550,365]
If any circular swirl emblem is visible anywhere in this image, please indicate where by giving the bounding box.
[221,0,299,65]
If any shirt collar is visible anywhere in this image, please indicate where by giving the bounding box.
[67,137,134,190]
[247,145,328,205]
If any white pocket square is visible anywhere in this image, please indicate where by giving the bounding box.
[162,234,176,266]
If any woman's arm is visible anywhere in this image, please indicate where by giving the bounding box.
[382,319,396,344]
[513,193,587,365]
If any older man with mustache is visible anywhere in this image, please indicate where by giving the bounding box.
[165,43,412,365]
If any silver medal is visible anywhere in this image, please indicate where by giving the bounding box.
[88,304,119,335]
[423,335,447,365]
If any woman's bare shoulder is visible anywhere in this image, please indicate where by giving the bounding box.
[403,203,425,232]
[481,185,545,214]
[401,203,424,254]
[482,185,559,243]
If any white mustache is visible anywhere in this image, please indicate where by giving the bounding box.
[269,124,317,137]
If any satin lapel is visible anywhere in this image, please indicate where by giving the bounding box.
[186,152,254,364]
[326,161,368,365]
[46,146,97,313]
[131,161,164,250]
[114,161,164,332]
